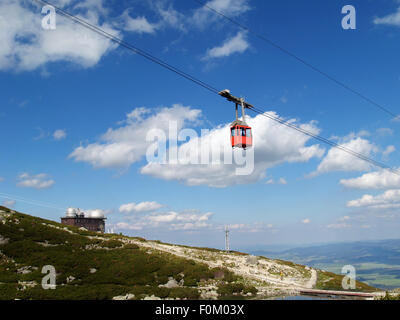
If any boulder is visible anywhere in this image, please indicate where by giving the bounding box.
[143,295,161,300]
[0,235,9,245]
[246,255,259,265]
[159,278,179,289]
[112,294,135,300]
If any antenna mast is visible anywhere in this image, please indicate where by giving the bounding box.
[225,226,230,252]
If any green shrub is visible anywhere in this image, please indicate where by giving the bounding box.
[124,244,139,250]
[99,240,123,249]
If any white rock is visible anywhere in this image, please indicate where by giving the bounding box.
[17,266,32,274]
[112,294,135,300]
[143,295,161,300]
[159,278,179,289]
[0,235,9,245]
[246,255,259,265]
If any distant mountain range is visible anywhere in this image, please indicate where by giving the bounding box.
[250,239,400,290]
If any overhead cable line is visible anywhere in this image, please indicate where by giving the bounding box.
[193,0,399,120]
[0,192,66,211]
[35,0,220,95]
[33,0,400,176]
[249,106,400,175]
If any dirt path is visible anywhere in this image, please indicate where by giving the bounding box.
[123,238,316,292]
[306,269,317,289]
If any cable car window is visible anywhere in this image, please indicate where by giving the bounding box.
[246,129,252,137]
[241,128,246,136]
[231,128,236,136]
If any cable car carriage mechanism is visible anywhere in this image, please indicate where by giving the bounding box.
[219,89,253,149]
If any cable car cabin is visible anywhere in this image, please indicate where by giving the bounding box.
[230,121,252,149]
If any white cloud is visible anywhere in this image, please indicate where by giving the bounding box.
[311,137,377,176]
[376,128,393,136]
[0,0,119,71]
[302,218,311,224]
[278,178,287,185]
[115,210,213,231]
[204,31,249,59]
[119,9,158,34]
[154,3,186,31]
[69,104,201,168]
[53,129,67,140]
[225,222,274,233]
[266,178,287,185]
[85,208,110,217]
[374,7,400,26]
[2,199,16,208]
[383,145,395,157]
[70,104,324,188]
[141,111,324,187]
[347,189,400,209]
[17,173,54,189]
[340,169,400,190]
[119,201,163,213]
[193,0,250,27]
[326,216,351,229]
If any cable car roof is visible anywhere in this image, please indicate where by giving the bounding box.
[230,120,250,127]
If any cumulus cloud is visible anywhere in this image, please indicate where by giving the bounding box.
[115,210,213,231]
[69,104,201,168]
[53,129,66,140]
[141,111,324,187]
[119,9,158,34]
[204,31,249,59]
[383,145,395,157]
[70,103,324,187]
[266,178,287,185]
[347,190,400,209]
[225,222,274,233]
[119,201,163,213]
[0,0,119,71]
[17,173,54,189]
[310,136,377,176]
[192,0,250,27]
[85,208,110,217]
[340,169,400,190]
[373,7,400,26]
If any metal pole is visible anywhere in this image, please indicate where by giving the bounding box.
[235,104,238,121]
[241,99,246,122]
[225,226,230,252]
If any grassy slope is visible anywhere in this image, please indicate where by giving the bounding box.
[315,270,376,292]
[0,206,378,299]
[0,207,255,300]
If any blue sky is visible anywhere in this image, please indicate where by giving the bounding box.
[1,0,400,249]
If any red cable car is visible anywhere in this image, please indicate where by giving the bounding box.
[230,121,252,149]
[219,90,253,150]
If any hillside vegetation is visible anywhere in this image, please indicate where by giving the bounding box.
[0,206,377,300]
